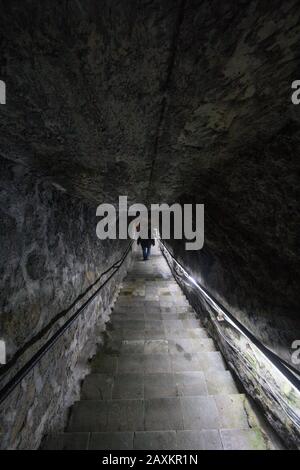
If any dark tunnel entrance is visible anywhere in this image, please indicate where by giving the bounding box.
[0,0,299,452]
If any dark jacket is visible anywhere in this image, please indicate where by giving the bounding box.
[137,237,155,249]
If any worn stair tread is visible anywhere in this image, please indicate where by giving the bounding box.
[67,393,251,433]
[42,426,270,451]
[104,327,209,342]
[90,351,227,374]
[80,371,241,401]
[118,338,216,355]
[220,428,270,450]
[41,433,89,450]
[205,370,240,395]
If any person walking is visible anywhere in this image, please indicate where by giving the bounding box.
[137,235,155,260]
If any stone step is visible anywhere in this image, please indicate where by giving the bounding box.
[219,428,272,450]
[67,393,252,433]
[110,310,198,321]
[116,338,216,355]
[112,302,197,319]
[118,290,187,300]
[104,327,209,342]
[90,351,227,374]
[81,371,240,401]
[205,370,240,395]
[42,426,270,450]
[117,297,189,306]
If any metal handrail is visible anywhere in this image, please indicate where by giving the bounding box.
[0,240,133,406]
[159,239,300,391]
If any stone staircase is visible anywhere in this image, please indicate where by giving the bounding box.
[42,245,275,450]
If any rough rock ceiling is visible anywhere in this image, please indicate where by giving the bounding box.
[1,0,300,205]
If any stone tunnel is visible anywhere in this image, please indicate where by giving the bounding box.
[0,0,299,452]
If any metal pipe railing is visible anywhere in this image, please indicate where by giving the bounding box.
[159,238,300,390]
[0,241,133,406]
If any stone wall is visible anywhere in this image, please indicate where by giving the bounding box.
[0,159,133,449]
[164,139,299,372]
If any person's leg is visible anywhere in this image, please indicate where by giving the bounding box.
[147,245,151,258]
[142,246,147,260]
